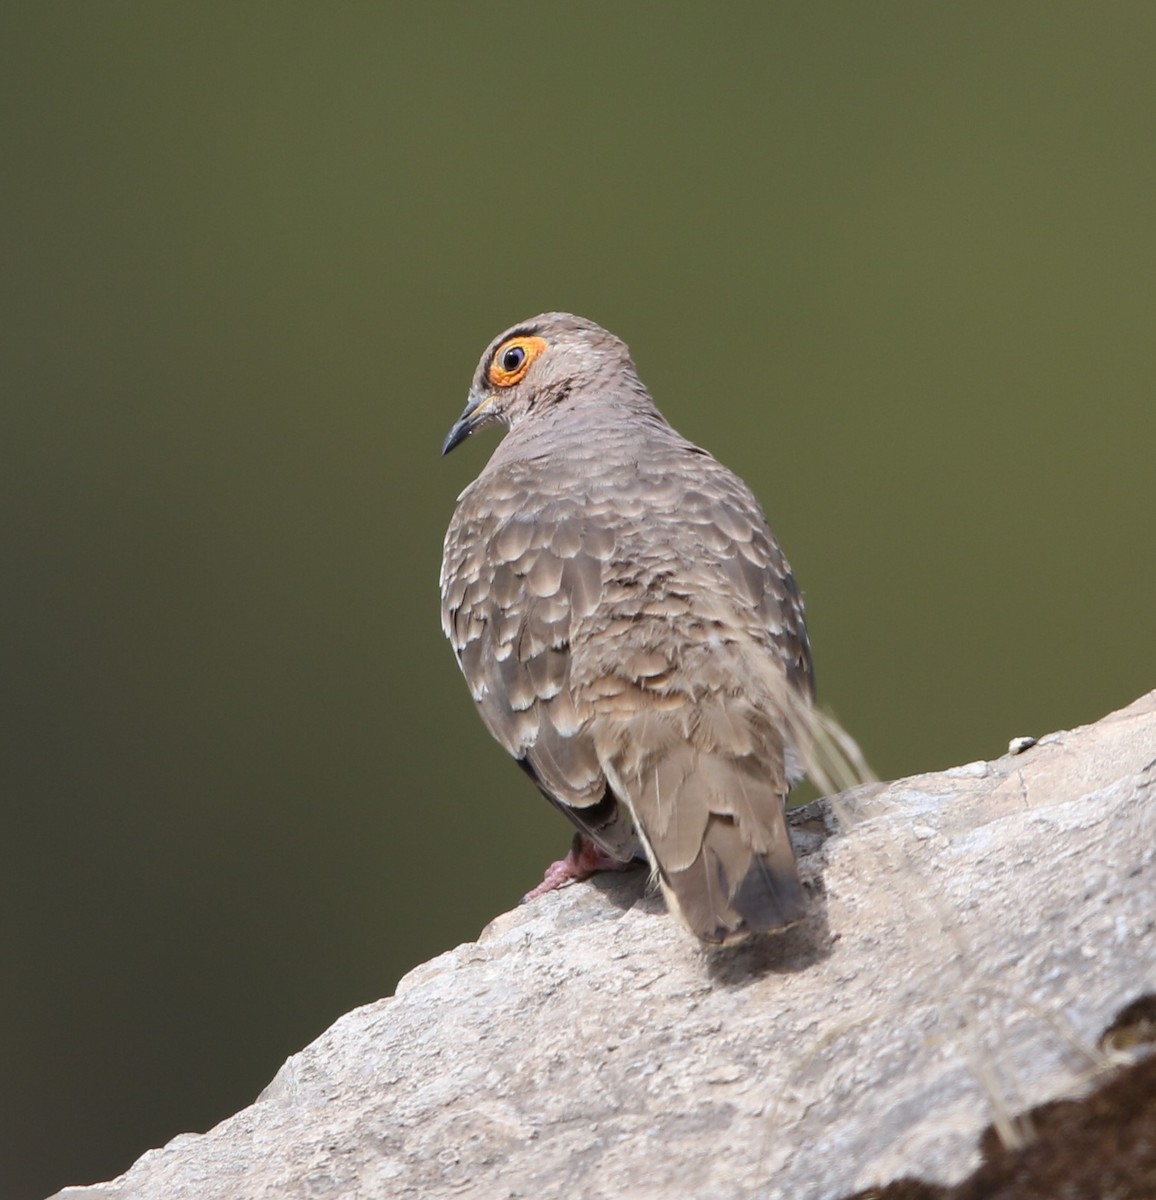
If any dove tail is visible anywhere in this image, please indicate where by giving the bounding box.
[603,742,809,945]
[656,815,807,944]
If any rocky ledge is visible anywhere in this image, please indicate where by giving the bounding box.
[54,692,1156,1199]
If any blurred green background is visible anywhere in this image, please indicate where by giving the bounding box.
[2,4,1154,1196]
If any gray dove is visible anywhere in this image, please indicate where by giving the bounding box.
[440,313,818,944]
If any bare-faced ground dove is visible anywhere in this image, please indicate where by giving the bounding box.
[440,313,841,944]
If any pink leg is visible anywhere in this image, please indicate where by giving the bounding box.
[522,835,636,903]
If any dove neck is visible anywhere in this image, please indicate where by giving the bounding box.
[492,393,679,470]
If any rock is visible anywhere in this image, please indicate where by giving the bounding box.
[51,693,1156,1200]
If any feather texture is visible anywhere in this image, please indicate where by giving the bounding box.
[441,313,815,943]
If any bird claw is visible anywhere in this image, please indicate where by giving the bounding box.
[521,836,633,903]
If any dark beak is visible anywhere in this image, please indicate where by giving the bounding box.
[441,393,491,456]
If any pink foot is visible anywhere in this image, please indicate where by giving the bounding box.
[522,835,635,903]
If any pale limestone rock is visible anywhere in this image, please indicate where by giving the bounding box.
[52,692,1156,1200]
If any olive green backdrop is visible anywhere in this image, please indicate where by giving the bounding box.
[3,4,1154,1197]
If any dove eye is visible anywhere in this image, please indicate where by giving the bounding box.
[487,335,548,388]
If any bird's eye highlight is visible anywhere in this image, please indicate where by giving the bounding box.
[487,335,547,388]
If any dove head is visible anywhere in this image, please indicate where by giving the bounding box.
[441,313,652,455]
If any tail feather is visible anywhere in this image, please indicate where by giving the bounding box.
[659,813,807,944]
[604,739,807,944]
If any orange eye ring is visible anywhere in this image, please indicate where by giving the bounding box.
[487,336,547,388]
